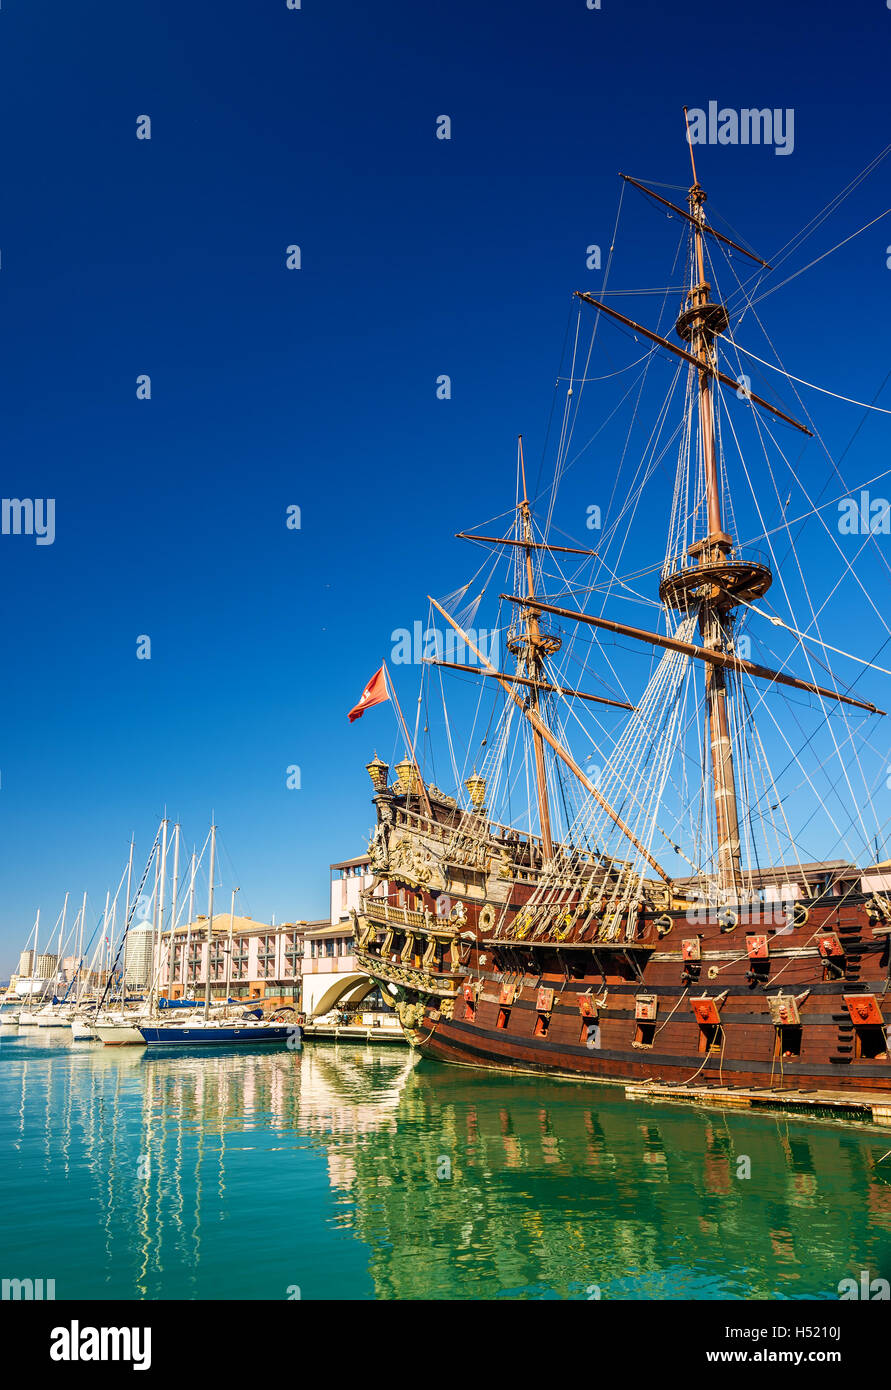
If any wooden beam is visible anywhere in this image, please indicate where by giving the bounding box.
[574,292,813,436]
[428,597,672,883]
[502,596,885,716]
[456,532,598,557]
[619,173,771,268]
[424,657,634,710]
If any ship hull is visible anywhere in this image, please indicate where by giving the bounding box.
[399,915,891,1093]
[138,1023,297,1047]
[410,1006,891,1093]
[95,1022,146,1045]
[357,864,891,1095]
[355,783,891,1101]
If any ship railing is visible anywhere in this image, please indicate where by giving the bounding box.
[660,543,772,580]
[359,895,429,930]
[391,801,606,869]
[355,948,462,996]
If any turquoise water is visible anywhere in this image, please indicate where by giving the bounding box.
[2,1023,891,1300]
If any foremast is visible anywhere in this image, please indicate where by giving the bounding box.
[514,438,556,861]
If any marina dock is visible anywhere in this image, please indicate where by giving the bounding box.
[624,1080,891,1127]
[301,1020,407,1044]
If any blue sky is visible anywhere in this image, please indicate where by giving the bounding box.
[1,0,889,970]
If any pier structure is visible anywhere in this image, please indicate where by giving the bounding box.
[301,855,402,1037]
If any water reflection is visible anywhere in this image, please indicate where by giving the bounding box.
[1,1029,889,1299]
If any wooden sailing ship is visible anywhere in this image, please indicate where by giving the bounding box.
[353,124,891,1096]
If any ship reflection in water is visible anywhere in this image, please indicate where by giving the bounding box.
[1,1029,890,1299]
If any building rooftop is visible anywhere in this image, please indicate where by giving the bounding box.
[303,919,353,940]
[330,855,372,871]
[162,915,306,938]
[672,860,865,890]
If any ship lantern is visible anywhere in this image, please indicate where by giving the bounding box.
[465,770,487,809]
[394,758,418,794]
[365,752,389,792]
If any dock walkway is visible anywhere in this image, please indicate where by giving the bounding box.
[301,1021,407,1045]
[624,1080,891,1127]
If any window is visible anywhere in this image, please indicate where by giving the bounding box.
[698,1023,722,1054]
[284,932,302,975]
[778,1025,802,1058]
[855,1025,888,1060]
[534,1014,550,1038]
[634,1022,656,1048]
[496,1008,511,1030]
[209,945,227,982]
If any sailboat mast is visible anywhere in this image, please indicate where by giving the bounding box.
[77,891,87,1000]
[55,892,69,998]
[183,847,197,991]
[170,824,181,938]
[149,819,168,1013]
[121,838,134,1005]
[102,889,111,988]
[226,886,238,1005]
[203,820,216,1020]
[682,110,743,898]
[169,823,181,996]
[517,438,554,861]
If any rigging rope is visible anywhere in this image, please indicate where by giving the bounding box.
[726,338,891,415]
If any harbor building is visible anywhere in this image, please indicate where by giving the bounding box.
[124,921,155,989]
[156,915,305,1010]
[11,950,58,998]
[301,856,399,1033]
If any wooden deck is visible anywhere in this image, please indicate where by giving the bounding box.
[624,1079,891,1127]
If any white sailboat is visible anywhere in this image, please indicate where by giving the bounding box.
[95,828,161,1045]
[66,891,99,1039]
[18,910,54,1023]
[34,893,76,1026]
[139,820,299,1048]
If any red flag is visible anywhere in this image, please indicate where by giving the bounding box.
[348,666,389,723]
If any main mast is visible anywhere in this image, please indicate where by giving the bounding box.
[660,112,777,900]
[683,122,741,898]
[575,133,818,900]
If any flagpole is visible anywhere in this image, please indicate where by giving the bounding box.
[382,663,433,820]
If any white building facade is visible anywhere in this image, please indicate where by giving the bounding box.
[302,856,395,1022]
